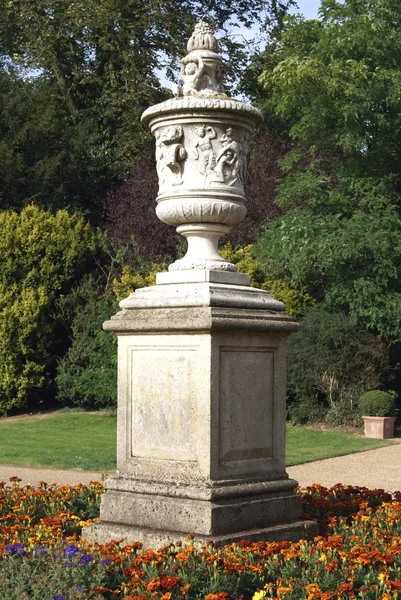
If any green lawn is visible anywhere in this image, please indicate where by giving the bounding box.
[0,412,117,471]
[285,424,396,466]
[0,411,397,471]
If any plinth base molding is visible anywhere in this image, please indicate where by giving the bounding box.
[84,520,317,549]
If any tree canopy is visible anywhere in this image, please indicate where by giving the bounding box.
[254,0,401,341]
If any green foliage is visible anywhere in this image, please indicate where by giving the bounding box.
[0,205,100,415]
[254,0,401,341]
[56,277,118,409]
[112,261,167,302]
[255,174,401,340]
[1,546,110,600]
[359,390,397,418]
[262,276,317,321]
[221,243,316,318]
[0,68,113,217]
[259,0,401,170]
[286,308,391,425]
[220,243,266,287]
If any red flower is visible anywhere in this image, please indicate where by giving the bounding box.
[160,575,181,589]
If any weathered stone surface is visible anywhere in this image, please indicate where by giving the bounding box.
[109,314,292,482]
[117,279,287,313]
[83,295,313,547]
[99,491,298,535]
[84,520,318,548]
[156,269,249,286]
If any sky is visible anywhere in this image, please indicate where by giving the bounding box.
[293,0,321,20]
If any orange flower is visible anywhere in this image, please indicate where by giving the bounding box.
[306,584,321,593]
[160,593,172,600]
[180,584,191,595]
[277,587,293,595]
[337,583,353,594]
[205,593,230,600]
[146,578,161,591]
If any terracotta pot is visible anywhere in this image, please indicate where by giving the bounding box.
[362,416,396,439]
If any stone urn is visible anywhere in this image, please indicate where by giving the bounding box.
[141,22,262,273]
[82,21,318,548]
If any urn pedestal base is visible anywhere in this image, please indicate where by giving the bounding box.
[85,513,315,548]
[83,276,317,547]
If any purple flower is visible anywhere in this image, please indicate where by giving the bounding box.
[6,543,26,556]
[101,558,113,565]
[65,545,80,556]
[64,560,76,567]
[79,554,93,565]
[34,545,48,557]
[52,596,66,600]
[76,588,85,593]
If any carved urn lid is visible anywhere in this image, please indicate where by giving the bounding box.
[142,22,263,126]
[186,22,218,53]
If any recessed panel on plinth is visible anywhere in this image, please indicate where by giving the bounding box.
[219,347,273,462]
[130,344,199,462]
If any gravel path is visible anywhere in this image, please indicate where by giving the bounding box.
[1,442,400,491]
[287,441,401,492]
[0,464,110,487]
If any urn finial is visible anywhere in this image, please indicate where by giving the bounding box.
[176,21,225,98]
[186,22,218,52]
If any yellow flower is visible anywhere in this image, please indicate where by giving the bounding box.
[252,590,267,600]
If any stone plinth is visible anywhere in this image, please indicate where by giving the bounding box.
[83,276,317,546]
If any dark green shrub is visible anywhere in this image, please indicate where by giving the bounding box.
[359,390,397,417]
[287,397,327,425]
[56,276,118,409]
[287,308,391,426]
[0,205,101,414]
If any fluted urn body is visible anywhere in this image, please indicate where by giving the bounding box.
[141,23,262,271]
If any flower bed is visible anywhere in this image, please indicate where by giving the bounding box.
[1,478,401,599]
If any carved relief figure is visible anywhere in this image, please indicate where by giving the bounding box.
[181,55,206,96]
[214,127,239,184]
[237,133,249,188]
[193,125,217,180]
[192,124,248,187]
[219,127,234,147]
[156,126,187,187]
[211,148,237,184]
